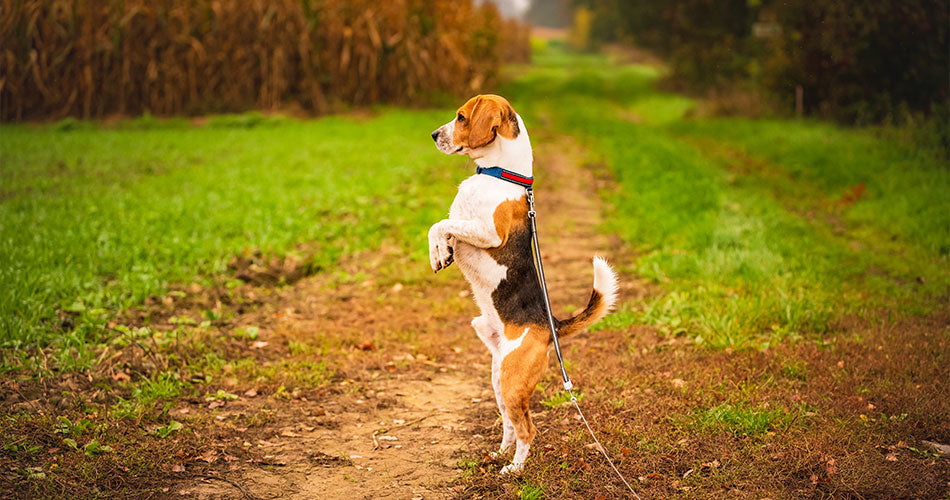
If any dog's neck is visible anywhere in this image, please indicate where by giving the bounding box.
[472,115,533,178]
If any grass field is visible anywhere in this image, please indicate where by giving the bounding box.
[1,41,947,498]
[0,111,469,350]
[506,44,948,349]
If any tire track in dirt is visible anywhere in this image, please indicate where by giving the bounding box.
[184,131,635,499]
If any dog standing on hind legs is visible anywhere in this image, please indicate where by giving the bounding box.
[428,95,619,474]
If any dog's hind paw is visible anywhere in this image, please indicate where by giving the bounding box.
[500,462,524,475]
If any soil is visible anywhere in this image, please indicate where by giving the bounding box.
[179,132,636,499]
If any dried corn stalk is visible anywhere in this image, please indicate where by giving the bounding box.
[0,0,530,121]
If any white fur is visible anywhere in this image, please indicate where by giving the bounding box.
[500,440,530,474]
[592,256,619,311]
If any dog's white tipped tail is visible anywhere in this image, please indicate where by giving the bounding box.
[556,256,621,339]
[592,256,619,312]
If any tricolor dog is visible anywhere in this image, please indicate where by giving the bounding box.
[428,95,618,474]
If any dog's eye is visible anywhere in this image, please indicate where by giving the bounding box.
[457,113,465,123]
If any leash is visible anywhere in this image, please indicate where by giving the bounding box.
[478,166,642,499]
[525,188,572,392]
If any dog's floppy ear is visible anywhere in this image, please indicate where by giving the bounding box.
[468,97,503,149]
[466,95,520,149]
[497,102,519,140]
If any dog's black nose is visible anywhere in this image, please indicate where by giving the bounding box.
[431,130,439,142]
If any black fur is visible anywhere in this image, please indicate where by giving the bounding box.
[508,106,520,138]
[487,201,554,327]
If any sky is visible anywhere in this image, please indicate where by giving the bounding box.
[482,0,531,18]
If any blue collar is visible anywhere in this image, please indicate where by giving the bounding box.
[476,166,534,190]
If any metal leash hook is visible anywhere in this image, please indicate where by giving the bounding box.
[526,187,642,500]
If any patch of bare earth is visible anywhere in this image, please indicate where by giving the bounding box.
[169,133,634,499]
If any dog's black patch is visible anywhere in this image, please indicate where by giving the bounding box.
[488,200,555,327]
[508,106,520,138]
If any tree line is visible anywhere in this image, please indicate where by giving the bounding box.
[571,0,948,126]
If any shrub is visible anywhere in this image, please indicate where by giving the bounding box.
[761,0,949,123]
[578,0,949,124]
[0,0,530,121]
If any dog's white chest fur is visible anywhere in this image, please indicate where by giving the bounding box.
[449,177,525,330]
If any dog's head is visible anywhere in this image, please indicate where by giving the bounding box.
[431,94,520,156]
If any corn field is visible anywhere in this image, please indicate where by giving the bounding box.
[0,0,531,121]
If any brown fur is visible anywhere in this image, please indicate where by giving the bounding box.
[452,94,520,150]
[500,325,550,444]
[491,196,529,248]
[556,290,606,338]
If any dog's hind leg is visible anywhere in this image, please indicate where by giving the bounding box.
[472,316,515,456]
[499,341,547,474]
[491,356,516,457]
[500,389,536,475]
[471,316,501,352]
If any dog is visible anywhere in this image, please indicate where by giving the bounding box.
[428,94,619,474]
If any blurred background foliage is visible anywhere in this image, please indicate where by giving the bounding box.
[0,0,530,121]
[555,0,949,131]
[5,0,946,135]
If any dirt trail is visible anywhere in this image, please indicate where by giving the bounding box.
[183,132,630,499]
[190,372,488,499]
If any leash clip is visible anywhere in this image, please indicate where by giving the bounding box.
[526,188,536,218]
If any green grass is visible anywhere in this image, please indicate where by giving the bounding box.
[517,481,545,500]
[111,371,184,420]
[2,40,947,355]
[0,110,468,347]
[505,42,949,348]
[540,389,583,408]
[686,402,803,436]
[668,118,950,255]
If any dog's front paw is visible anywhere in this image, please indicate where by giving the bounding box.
[428,224,454,272]
[500,462,524,475]
[428,244,442,273]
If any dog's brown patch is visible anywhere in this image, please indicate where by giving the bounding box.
[500,324,550,443]
[453,94,520,150]
[491,195,529,247]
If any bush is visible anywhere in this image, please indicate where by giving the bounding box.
[0,0,530,121]
[761,0,949,123]
[578,0,949,124]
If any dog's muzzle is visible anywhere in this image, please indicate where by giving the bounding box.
[432,121,460,154]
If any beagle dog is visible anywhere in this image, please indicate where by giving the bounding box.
[428,95,618,474]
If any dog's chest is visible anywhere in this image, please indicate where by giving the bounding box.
[448,175,523,293]
[449,176,522,220]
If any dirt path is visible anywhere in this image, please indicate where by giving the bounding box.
[182,132,631,499]
[189,372,487,499]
